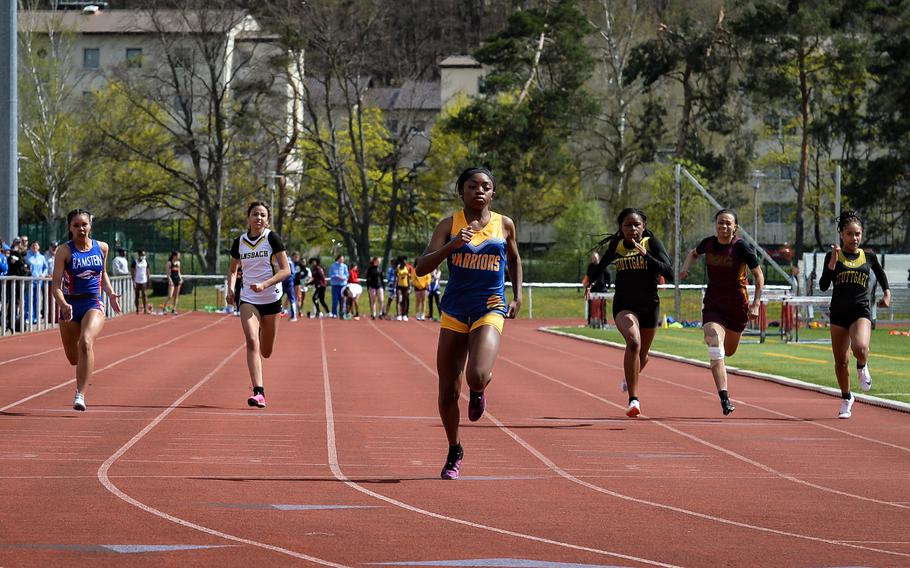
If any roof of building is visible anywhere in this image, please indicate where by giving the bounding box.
[439,55,481,68]
[19,9,258,36]
[306,78,440,112]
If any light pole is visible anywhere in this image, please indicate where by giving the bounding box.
[751,170,765,241]
[265,172,284,215]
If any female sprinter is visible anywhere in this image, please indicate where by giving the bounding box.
[415,167,523,480]
[226,202,291,408]
[819,211,890,418]
[595,208,673,417]
[52,208,121,411]
[680,209,764,416]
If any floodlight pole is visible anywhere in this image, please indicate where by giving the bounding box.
[0,2,17,244]
[674,163,681,321]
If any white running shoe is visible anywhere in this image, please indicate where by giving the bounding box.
[620,379,628,392]
[402,315,409,322]
[838,393,855,419]
[626,399,641,418]
[73,392,86,412]
[396,315,402,321]
[858,365,872,392]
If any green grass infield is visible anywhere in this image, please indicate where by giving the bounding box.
[549,325,910,405]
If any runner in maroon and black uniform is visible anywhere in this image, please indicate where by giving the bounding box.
[596,208,673,417]
[680,209,764,416]
[819,211,891,419]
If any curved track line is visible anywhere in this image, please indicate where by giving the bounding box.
[501,354,910,513]
[521,333,910,454]
[387,322,910,559]
[323,321,684,568]
[0,315,223,413]
[96,344,351,567]
[0,313,189,367]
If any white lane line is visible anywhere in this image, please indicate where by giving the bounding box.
[0,312,190,367]
[0,316,225,413]
[323,320,685,568]
[529,332,910,454]
[387,323,910,560]
[97,343,351,567]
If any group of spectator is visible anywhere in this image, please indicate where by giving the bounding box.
[279,253,442,322]
[0,236,59,331]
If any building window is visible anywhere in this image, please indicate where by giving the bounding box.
[174,47,192,69]
[83,47,100,69]
[126,48,142,68]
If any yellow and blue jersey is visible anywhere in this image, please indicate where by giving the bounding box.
[440,210,508,319]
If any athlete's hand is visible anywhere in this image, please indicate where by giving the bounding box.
[507,299,521,319]
[679,269,689,281]
[633,241,647,256]
[226,289,235,306]
[109,293,122,314]
[250,282,266,293]
[878,290,892,309]
[828,244,840,270]
[748,301,761,321]
[59,302,73,322]
[457,226,475,244]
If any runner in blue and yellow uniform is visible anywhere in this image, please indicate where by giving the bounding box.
[416,167,523,480]
[51,208,122,412]
[595,208,673,418]
[819,211,891,419]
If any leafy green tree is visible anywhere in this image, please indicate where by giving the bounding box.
[444,0,596,224]
[731,0,866,257]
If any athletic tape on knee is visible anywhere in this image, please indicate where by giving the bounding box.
[707,345,725,361]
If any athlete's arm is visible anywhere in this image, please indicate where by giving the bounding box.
[226,257,240,305]
[503,215,523,317]
[869,252,891,308]
[643,236,674,282]
[52,243,73,321]
[679,249,700,280]
[749,265,764,320]
[818,251,834,292]
[416,216,465,276]
[99,242,122,313]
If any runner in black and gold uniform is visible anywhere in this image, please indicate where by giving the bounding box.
[596,208,673,417]
[416,167,523,480]
[819,211,891,419]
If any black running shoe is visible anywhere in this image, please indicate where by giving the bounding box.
[721,398,736,416]
[440,444,463,480]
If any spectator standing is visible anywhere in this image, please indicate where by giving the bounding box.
[291,251,309,310]
[395,256,411,321]
[309,257,329,317]
[131,249,151,314]
[0,243,9,275]
[583,252,609,328]
[365,257,385,319]
[427,267,442,321]
[25,241,49,324]
[161,251,183,314]
[45,241,58,276]
[384,260,397,319]
[411,258,431,320]
[112,249,130,277]
[283,256,299,321]
[328,254,349,318]
[5,238,28,331]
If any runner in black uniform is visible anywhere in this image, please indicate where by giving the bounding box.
[819,211,891,419]
[596,208,673,417]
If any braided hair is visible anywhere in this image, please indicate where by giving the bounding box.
[595,207,655,253]
[836,210,862,232]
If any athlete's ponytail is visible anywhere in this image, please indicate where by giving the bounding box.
[65,208,93,242]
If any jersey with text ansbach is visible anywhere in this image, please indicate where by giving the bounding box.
[63,239,104,297]
[440,210,508,318]
[819,249,889,313]
[230,229,286,304]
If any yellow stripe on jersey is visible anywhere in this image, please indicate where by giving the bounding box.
[837,249,866,269]
[450,210,505,246]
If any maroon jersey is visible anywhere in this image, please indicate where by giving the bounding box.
[696,236,759,330]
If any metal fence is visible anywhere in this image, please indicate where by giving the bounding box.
[0,275,135,337]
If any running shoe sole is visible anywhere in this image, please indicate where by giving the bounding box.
[247,394,266,408]
[626,401,641,418]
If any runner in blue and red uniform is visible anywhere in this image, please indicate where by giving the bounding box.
[416,167,523,480]
[51,208,122,411]
[680,209,764,416]
[819,211,891,419]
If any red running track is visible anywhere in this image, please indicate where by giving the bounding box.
[1,312,909,568]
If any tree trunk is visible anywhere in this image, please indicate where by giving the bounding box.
[795,51,811,260]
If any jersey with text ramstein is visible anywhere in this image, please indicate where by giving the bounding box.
[63,239,104,297]
[230,229,286,304]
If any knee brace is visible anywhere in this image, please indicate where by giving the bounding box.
[707,345,725,361]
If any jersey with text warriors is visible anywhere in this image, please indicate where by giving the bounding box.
[230,229,286,304]
[440,210,508,317]
[64,239,104,297]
